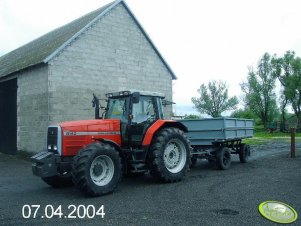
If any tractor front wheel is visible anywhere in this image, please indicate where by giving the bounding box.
[149,127,190,182]
[72,143,122,196]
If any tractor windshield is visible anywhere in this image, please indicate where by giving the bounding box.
[105,97,129,122]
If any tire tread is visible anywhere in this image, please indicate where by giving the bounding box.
[149,127,190,182]
[71,143,122,196]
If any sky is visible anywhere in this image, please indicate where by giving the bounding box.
[1,0,301,116]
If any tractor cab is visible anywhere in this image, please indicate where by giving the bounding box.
[102,91,166,147]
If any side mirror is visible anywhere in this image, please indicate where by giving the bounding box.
[92,93,100,119]
[132,92,140,104]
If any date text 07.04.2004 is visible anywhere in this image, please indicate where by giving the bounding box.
[22,204,105,219]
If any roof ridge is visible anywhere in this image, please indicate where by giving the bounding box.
[121,1,177,79]
[43,2,116,41]
[0,1,118,78]
[44,0,122,62]
[0,1,116,61]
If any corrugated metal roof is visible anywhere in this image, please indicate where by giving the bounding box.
[0,0,177,80]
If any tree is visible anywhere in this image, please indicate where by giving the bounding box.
[278,92,288,131]
[241,53,277,128]
[230,108,262,125]
[184,114,200,119]
[191,80,238,117]
[272,51,301,125]
[230,108,256,119]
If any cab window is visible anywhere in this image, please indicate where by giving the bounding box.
[105,97,128,122]
[132,96,156,124]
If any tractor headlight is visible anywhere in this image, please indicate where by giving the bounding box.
[47,126,62,155]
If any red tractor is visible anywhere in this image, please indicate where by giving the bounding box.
[31,91,190,196]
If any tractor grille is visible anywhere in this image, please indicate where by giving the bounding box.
[47,127,59,154]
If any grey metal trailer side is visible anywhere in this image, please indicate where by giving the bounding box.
[178,117,254,170]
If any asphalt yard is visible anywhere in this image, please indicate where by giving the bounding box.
[0,141,300,225]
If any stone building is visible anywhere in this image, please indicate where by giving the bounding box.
[0,0,176,154]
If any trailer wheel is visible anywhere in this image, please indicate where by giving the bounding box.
[42,175,73,188]
[149,127,190,182]
[239,144,250,163]
[72,143,122,196]
[216,147,231,170]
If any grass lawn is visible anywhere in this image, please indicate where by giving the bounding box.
[245,126,301,145]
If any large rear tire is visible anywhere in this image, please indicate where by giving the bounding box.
[42,175,73,188]
[72,143,122,197]
[149,127,190,182]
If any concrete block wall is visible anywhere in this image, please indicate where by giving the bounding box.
[48,3,173,124]
[17,65,48,152]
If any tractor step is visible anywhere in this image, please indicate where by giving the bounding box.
[124,149,148,162]
[130,169,147,173]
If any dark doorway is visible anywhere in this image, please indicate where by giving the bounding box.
[0,78,17,154]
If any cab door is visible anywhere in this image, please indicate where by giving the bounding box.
[129,96,157,146]
[105,97,129,145]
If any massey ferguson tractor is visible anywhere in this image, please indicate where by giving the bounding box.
[31,90,253,196]
[31,91,191,196]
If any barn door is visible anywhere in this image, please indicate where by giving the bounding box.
[0,78,17,154]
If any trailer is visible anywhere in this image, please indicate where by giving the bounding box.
[179,117,254,169]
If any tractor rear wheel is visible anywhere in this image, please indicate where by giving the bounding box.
[149,127,190,182]
[72,143,122,196]
[42,175,73,188]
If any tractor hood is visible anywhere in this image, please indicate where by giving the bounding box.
[60,119,120,127]
[58,119,122,156]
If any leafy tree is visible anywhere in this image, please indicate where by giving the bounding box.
[184,114,200,119]
[278,92,288,131]
[230,108,263,125]
[230,108,256,119]
[241,53,277,128]
[192,80,238,117]
[272,51,301,125]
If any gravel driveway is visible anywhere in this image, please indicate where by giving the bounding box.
[0,141,300,226]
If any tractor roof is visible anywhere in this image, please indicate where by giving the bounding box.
[106,90,165,98]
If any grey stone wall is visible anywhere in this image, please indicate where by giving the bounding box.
[17,65,48,152]
[48,3,173,124]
